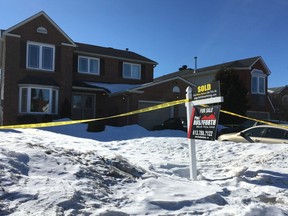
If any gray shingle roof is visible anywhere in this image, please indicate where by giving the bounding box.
[269,86,288,94]
[154,56,262,81]
[75,42,157,65]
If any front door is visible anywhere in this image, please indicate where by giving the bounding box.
[71,94,95,119]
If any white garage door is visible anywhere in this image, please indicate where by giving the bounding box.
[138,101,174,130]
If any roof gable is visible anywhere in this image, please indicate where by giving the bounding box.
[3,11,76,47]
[156,56,271,80]
[134,76,196,91]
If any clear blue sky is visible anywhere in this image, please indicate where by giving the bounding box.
[1,0,288,87]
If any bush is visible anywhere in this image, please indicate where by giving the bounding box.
[17,115,38,124]
[87,121,105,132]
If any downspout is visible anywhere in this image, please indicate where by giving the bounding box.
[0,31,5,125]
[267,93,277,119]
[123,93,130,125]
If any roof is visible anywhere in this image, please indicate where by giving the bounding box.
[2,11,76,47]
[155,56,270,81]
[72,76,195,96]
[2,11,157,65]
[72,81,142,94]
[18,75,59,87]
[75,42,157,65]
[268,85,288,94]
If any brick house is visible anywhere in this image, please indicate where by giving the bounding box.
[268,85,288,121]
[0,11,155,126]
[155,56,275,121]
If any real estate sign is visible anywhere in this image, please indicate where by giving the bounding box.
[192,81,220,101]
[188,105,221,141]
[186,82,223,180]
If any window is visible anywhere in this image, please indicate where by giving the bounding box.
[19,86,58,114]
[282,95,288,105]
[264,128,286,139]
[243,127,265,138]
[78,56,100,75]
[172,86,180,93]
[123,62,141,79]
[27,42,55,71]
[251,69,266,94]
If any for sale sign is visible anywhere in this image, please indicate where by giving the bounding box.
[188,105,221,141]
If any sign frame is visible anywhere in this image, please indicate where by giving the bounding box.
[185,83,223,181]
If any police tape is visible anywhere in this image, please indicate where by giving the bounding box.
[220,109,288,129]
[0,98,287,129]
[0,99,188,129]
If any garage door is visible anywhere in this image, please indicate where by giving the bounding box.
[138,101,174,130]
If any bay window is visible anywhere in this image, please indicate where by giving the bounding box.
[26,42,55,71]
[19,86,58,114]
[251,69,266,94]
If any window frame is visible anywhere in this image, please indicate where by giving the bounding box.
[122,62,141,80]
[251,69,266,95]
[78,56,100,75]
[282,95,288,105]
[19,85,59,114]
[26,41,55,71]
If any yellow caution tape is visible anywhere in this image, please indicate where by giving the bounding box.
[220,110,288,129]
[0,98,287,129]
[0,99,188,129]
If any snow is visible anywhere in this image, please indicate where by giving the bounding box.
[84,82,142,94]
[0,122,288,215]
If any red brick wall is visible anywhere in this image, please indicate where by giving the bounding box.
[3,15,74,125]
[72,55,154,84]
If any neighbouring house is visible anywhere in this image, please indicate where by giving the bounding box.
[268,85,288,121]
[154,56,275,121]
[0,11,193,129]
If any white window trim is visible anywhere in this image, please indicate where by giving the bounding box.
[251,69,266,95]
[123,62,141,80]
[26,41,55,71]
[78,56,100,75]
[19,85,59,114]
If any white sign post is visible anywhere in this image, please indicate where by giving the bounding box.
[185,86,223,181]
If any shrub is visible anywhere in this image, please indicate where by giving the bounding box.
[87,121,105,132]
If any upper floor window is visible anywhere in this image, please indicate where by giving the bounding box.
[19,86,58,114]
[251,69,266,95]
[283,95,288,105]
[123,62,141,80]
[26,42,55,71]
[78,56,100,75]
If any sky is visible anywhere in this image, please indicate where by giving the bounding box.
[1,123,288,214]
[0,0,288,87]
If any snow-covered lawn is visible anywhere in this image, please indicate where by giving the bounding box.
[0,123,287,215]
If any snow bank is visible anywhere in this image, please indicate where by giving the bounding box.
[0,124,288,215]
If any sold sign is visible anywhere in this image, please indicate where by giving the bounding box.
[192,81,220,101]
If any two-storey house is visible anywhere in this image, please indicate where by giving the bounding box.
[0,11,159,126]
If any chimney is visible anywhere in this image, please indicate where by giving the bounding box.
[194,56,197,73]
